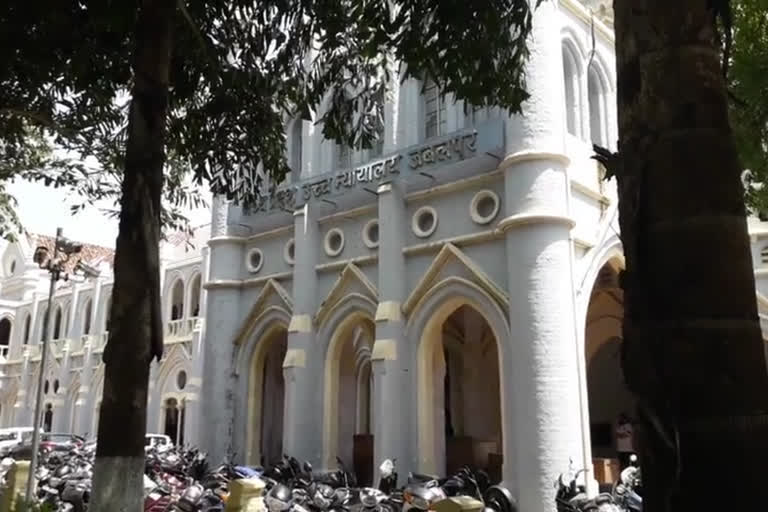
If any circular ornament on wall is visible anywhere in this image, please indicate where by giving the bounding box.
[284,239,296,266]
[324,228,346,257]
[470,189,501,225]
[245,248,264,273]
[412,206,439,238]
[362,219,380,249]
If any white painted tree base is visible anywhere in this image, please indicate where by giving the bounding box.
[89,456,145,512]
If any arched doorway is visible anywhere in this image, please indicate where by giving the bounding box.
[584,262,634,464]
[324,315,375,485]
[0,318,11,357]
[422,305,503,481]
[247,327,287,467]
[163,398,180,443]
[43,403,54,432]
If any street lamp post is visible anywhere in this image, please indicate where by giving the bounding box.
[25,227,101,502]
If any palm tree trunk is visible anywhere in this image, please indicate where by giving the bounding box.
[89,1,174,510]
[613,0,768,509]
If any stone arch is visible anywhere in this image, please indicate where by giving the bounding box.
[22,313,31,345]
[67,374,80,434]
[582,247,631,465]
[319,293,377,471]
[82,297,93,335]
[187,272,202,318]
[155,348,192,444]
[0,317,12,357]
[90,365,105,435]
[53,304,64,340]
[168,276,185,321]
[290,118,303,182]
[561,34,585,138]
[407,276,511,480]
[234,306,291,466]
[576,234,624,349]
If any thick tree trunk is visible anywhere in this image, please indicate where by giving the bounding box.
[613,1,768,509]
[89,1,174,510]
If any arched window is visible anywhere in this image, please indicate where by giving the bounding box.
[423,79,446,139]
[83,299,93,335]
[171,280,185,321]
[290,119,303,182]
[23,314,31,345]
[0,318,11,356]
[562,44,582,137]
[105,296,112,332]
[588,64,607,147]
[53,306,63,340]
[336,141,352,170]
[369,89,385,158]
[40,307,48,342]
[189,275,202,318]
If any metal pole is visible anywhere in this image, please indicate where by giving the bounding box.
[25,227,62,502]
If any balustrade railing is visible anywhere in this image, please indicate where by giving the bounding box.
[165,318,196,340]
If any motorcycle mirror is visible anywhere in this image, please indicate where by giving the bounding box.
[304,461,313,473]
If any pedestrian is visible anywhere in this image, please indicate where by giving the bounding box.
[615,412,635,470]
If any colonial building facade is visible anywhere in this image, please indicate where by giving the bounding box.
[0,226,210,445]
[2,2,768,512]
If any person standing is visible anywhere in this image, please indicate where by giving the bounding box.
[615,412,635,469]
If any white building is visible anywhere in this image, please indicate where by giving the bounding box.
[2,2,768,512]
[0,225,210,444]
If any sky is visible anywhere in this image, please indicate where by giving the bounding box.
[7,178,212,249]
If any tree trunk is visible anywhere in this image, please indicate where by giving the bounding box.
[613,0,768,509]
[89,1,174,510]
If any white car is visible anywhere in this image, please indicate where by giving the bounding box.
[0,427,42,456]
[145,433,173,452]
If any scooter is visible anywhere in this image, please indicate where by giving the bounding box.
[612,455,642,512]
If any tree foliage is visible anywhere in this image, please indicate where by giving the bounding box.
[729,0,768,212]
[1,0,539,220]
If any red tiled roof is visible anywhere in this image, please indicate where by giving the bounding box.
[27,233,115,274]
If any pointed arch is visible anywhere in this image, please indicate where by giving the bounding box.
[406,276,512,479]
[53,305,63,340]
[290,118,303,182]
[188,273,202,318]
[561,36,584,138]
[82,298,93,335]
[23,313,31,345]
[233,306,291,466]
[319,292,377,469]
[169,277,185,321]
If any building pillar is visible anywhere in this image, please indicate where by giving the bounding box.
[15,353,33,426]
[499,1,585,510]
[282,205,322,466]
[371,181,413,482]
[199,195,243,463]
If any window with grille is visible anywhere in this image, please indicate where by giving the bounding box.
[369,90,385,157]
[337,143,352,169]
[424,79,446,139]
[290,119,303,182]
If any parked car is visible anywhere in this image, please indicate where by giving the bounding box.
[145,434,173,452]
[0,427,42,458]
[40,433,86,452]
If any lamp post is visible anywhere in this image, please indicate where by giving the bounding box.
[25,227,101,501]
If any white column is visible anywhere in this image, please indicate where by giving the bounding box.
[500,1,585,510]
